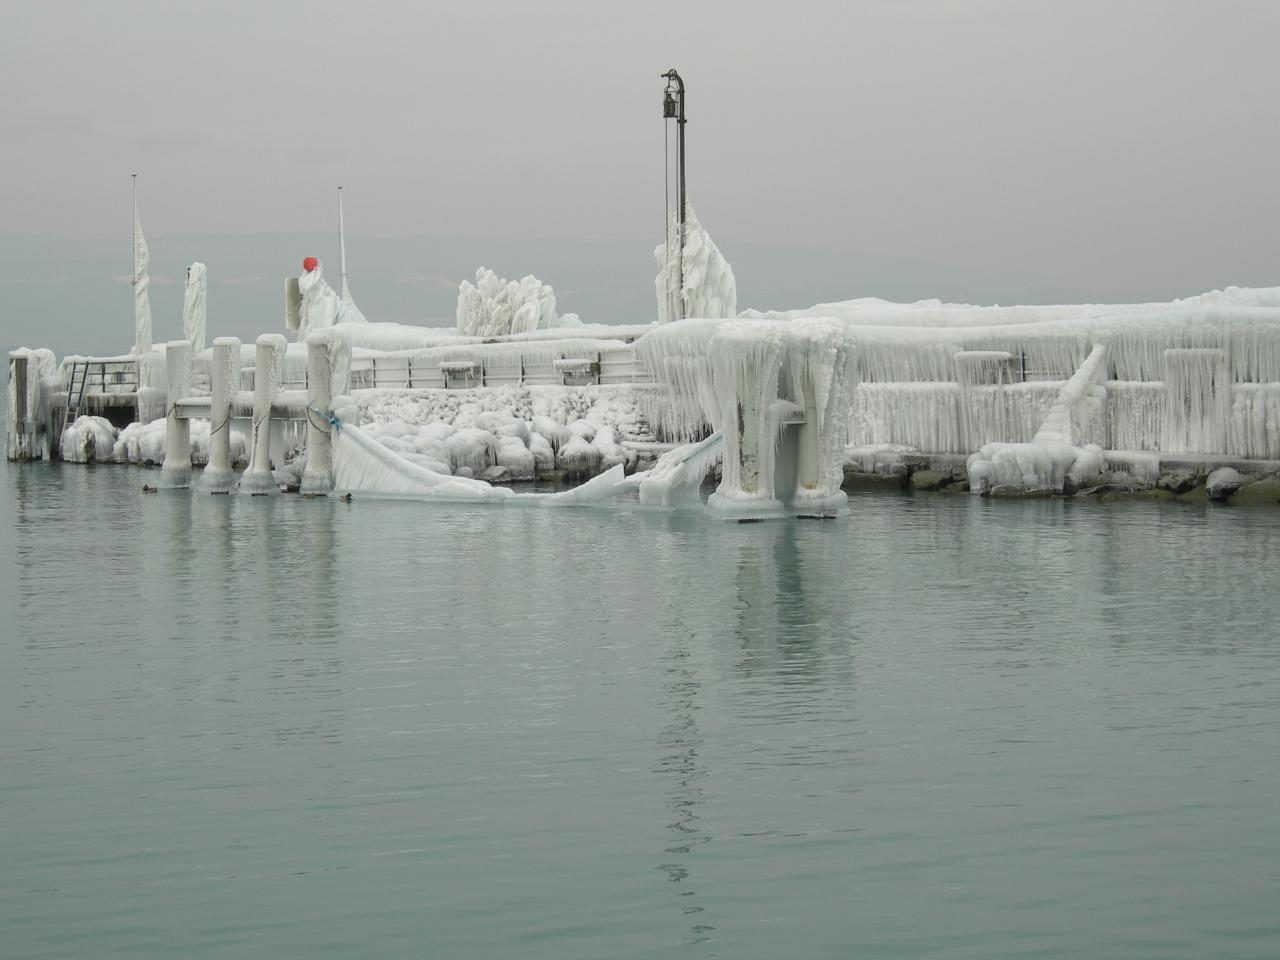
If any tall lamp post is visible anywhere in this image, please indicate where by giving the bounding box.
[662,68,687,320]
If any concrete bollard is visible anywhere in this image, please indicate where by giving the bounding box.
[160,341,193,487]
[301,330,334,494]
[203,336,240,493]
[240,334,288,495]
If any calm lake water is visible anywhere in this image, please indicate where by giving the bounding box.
[3,460,1279,959]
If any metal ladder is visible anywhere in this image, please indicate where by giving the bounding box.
[64,361,88,426]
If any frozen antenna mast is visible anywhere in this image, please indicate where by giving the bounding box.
[662,68,687,321]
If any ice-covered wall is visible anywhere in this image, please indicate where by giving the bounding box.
[456,268,581,337]
[655,204,737,325]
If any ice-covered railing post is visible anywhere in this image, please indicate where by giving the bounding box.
[160,341,193,487]
[241,334,287,495]
[202,337,240,493]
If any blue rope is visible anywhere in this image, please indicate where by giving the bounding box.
[307,406,342,433]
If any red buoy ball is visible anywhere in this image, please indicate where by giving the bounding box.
[302,256,319,272]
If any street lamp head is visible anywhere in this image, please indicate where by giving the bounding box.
[663,90,678,118]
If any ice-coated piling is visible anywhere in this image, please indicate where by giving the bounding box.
[706,325,787,520]
[301,330,334,494]
[202,336,239,493]
[787,321,854,518]
[240,334,287,495]
[160,341,193,487]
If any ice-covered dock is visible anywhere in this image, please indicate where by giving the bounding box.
[10,196,1280,512]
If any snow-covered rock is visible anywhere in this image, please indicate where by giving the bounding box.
[1206,467,1247,501]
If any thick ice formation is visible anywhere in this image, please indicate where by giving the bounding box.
[655,204,737,324]
[183,262,207,353]
[635,316,857,517]
[631,432,723,507]
[61,416,119,463]
[6,348,58,460]
[456,268,581,337]
[297,260,367,340]
[780,295,1280,468]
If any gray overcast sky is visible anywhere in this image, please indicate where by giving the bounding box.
[4,0,1280,351]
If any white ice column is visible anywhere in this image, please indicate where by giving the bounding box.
[160,341,192,487]
[707,325,787,520]
[788,322,855,518]
[203,336,239,493]
[240,334,287,495]
[301,330,335,494]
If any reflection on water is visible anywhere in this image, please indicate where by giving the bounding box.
[3,463,1280,960]
[655,633,714,946]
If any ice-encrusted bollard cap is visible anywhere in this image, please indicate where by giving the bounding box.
[303,256,319,272]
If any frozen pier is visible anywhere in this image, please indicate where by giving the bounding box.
[10,179,1280,511]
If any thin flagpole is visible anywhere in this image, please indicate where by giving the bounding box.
[338,186,349,302]
[132,174,138,288]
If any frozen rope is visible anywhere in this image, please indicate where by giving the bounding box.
[307,407,342,433]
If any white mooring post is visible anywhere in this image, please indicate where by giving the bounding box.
[203,336,240,493]
[240,334,287,495]
[301,331,334,494]
[160,341,193,487]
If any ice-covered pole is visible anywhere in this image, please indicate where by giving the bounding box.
[661,69,687,321]
[160,341,192,487]
[301,330,334,494]
[241,334,287,495]
[203,336,239,493]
